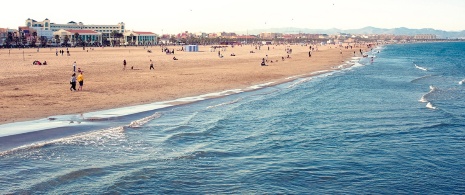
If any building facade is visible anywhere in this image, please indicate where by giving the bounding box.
[123,31,157,46]
[53,29,103,46]
[260,32,282,40]
[24,18,158,46]
[25,18,126,44]
[0,28,8,46]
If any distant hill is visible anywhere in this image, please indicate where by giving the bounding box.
[240,27,465,39]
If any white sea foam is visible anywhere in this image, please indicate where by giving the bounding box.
[332,63,353,70]
[426,102,436,110]
[351,61,364,68]
[0,126,125,157]
[419,96,428,103]
[128,112,162,128]
[415,64,428,71]
[206,98,242,109]
[287,78,312,89]
[56,126,126,145]
[311,70,332,75]
[419,85,438,110]
[459,79,465,85]
[419,85,437,103]
[248,82,275,90]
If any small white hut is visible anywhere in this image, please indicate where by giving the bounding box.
[184,45,199,52]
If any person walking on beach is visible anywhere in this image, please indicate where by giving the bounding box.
[70,73,77,91]
[149,59,154,70]
[72,61,77,72]
[77,71,84,91]
[123,59,127,70]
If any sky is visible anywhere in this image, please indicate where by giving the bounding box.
[1,0,465,34]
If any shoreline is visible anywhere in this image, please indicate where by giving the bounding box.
[0,64,368,152]
[0,44,370,126]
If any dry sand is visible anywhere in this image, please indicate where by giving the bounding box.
[0,44,369,125]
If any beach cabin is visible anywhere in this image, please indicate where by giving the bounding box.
[261,41,272,45]
[184,45,199,52]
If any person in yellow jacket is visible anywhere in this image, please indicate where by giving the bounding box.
[77,71,84,91]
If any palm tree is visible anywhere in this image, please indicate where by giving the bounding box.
[169,35,176,45]
[55,35,60,46]
[21,32,27,46]
[74,32,80,46]
[64,35,70,46]
[6,32,13,47]
[116,32,123,46]
[110,31,118,46]
[14,34,19,46]
[31,32,38,47]
[129,33,134,45]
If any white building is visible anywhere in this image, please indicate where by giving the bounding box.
[25,18,125,42]
[30,27,54,40]
[123,31,158,46]
[53,29,102,46]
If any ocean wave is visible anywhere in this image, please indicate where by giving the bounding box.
[459,79,465,85]
[11,167,106,194]
[426,102,437,110]
[207,98,242,109]
[419,85,437,103]
[331,63,354,70]
[0,126,125,157]
[410,75,433,83]
[414,64,428,71]
[128,112,162,128]
[287,78,312,89]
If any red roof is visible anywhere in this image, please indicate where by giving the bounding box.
[67,30,99,34]
[134,31,155,35]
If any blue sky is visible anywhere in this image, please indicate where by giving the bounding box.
[2,0,464,34]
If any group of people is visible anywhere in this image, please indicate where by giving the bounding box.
[260,52,294,66]
[32,60,47,65]
[56,49,70,56]
[70,61,84,91]
[163,48,175,54]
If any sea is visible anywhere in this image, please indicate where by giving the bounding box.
[0,42,464,194]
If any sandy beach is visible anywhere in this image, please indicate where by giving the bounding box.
[0,44,368,125]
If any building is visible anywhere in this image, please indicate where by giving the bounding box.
[0,28,8,46]
[158,34,172,45]
[260,32,282,40]
[25,18,126,42]
[123,31,157,46]
[0,28,20,46]
[414,34,437,40]
[53,29,102,46]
